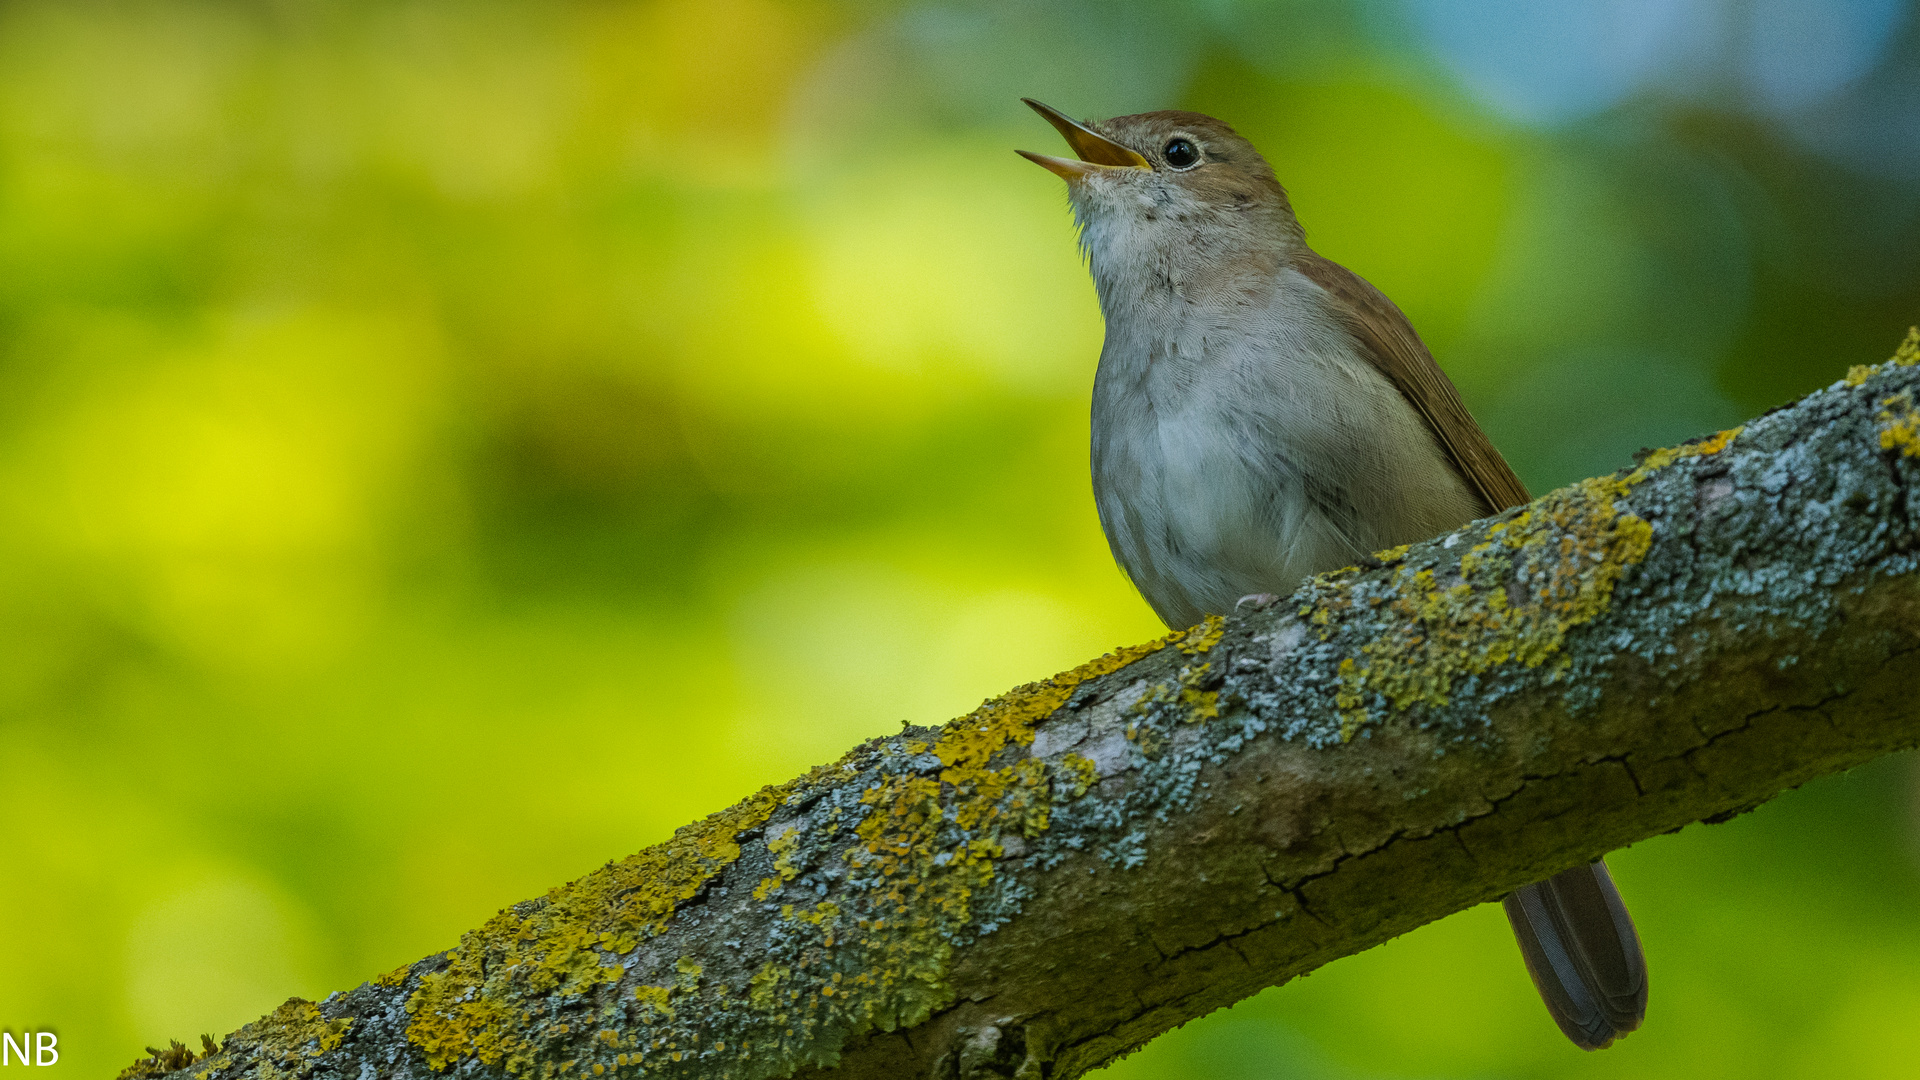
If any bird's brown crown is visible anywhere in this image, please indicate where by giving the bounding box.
[1095,110,1290,214]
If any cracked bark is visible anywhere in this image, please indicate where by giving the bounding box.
[123,340,1920,1080]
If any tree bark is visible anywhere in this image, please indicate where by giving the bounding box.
[123,331,1920,1080]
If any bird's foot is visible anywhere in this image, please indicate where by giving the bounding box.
[1234,593,1281,611]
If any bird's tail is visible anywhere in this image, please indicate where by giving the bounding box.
[1502,860,1648,1050]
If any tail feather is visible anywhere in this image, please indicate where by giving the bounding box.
[1502,860,1648,1050]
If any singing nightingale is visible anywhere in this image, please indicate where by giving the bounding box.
[1018,99,1648,1050]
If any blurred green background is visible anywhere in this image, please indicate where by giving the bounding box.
[1,0,1918,1076]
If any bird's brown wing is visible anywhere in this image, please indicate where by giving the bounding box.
[1295,252,1532,514]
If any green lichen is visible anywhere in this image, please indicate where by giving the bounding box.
[1302,428,1741,739]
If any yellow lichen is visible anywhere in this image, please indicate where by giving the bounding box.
[1846,325,1920,385]
[121,1002,349,1080]
[170,608,1222,1080]
[531,925,625,994]
[633,986,675,1022]
[1639,425,1741,469]
[753,825,804,900]
[314,1021,350,1054]
[933,619,1219,775]
[118,1040,213,1080]
[1174,614,1228,655]
[673,955,704,990]
[409,954,525,1072]
[1334,658,1365,741]
[1374,544,1411,565]
[1056,753,1099,799]
[747,963,791,1010]
[285,1007,348,1069]
[403,773,808,1072]
[782,621,1226,1037]
[375,963,412,988]
[1179,662,1221,721]
[1877,391,1920,458]
[1306,426,1742,738]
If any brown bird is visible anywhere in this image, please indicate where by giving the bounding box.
[1019,98,1648,1050]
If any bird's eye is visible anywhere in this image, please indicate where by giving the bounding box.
[1163,137,1200,169]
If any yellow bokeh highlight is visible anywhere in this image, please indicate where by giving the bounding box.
[10,308,442,676]
[586,0,822,186]
[802,141,1103,396]
[125,876,325,1043]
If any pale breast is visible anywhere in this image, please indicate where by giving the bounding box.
[1089,271,1483,629]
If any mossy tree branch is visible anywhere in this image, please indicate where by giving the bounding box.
[126,332,1920,1080]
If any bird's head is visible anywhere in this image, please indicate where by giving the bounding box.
[1018,99,1304,292]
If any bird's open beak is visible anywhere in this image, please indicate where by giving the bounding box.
[1017,98,1150,180]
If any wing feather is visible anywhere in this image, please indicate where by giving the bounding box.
[1294,253,1532,514]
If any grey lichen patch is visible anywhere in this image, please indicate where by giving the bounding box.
[1007,632,1271,880]
[1605,348,1920,677]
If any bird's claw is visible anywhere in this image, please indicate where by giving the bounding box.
[1234,593,1280,611]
